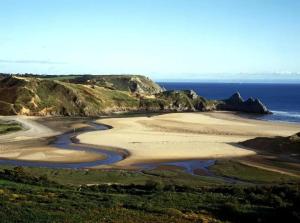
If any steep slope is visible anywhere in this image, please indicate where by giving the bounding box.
[0,76,140,116]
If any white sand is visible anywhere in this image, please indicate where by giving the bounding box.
[77,112,300,166]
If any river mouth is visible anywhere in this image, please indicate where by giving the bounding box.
[0,121,217,175]
[0,122,124,168]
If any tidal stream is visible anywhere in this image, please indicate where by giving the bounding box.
[0,122,216,176]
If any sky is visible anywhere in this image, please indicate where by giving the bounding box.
[0,0,300,82]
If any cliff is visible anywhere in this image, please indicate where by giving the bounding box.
[0,75,271,116]
[0,75,142,116]
[0,75,208,116]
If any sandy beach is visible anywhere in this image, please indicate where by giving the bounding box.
[77,112,300,167]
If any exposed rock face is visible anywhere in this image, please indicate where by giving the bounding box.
[217,92,271,114]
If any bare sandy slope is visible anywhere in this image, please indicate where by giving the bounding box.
[0,116,104,162]
[77,112,300,167]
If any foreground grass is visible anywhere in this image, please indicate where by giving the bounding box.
[0,167,299,223]
[0,120,22,134]
[0,165,225,187]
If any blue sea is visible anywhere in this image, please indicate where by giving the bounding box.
[159,82,300,124]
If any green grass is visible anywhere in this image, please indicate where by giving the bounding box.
[210,160,299,183]
[0,165,225,187]
[0,167,299,223]
[0,121,22,134]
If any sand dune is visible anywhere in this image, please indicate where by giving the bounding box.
[77,112,300,166]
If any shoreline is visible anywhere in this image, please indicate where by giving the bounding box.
[77,111,299,168]
[1,111,299,172]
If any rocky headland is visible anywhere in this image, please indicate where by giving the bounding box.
[216,92,271,114]
[0,73,271,116]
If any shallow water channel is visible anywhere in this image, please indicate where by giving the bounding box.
[0,122,216,175]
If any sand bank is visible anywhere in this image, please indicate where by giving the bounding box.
[0,146,105,163]
[77,112,300,166]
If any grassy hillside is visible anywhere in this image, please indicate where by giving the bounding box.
[0,75,214,116]
[0,76,141,116]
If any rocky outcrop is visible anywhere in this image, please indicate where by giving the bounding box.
[217,92,271,114]
[139,90,196,112]
[150,90,213,112]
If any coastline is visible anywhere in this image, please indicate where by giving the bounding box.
[1,111,299,172]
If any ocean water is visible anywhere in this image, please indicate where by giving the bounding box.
[159,82,300,124]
